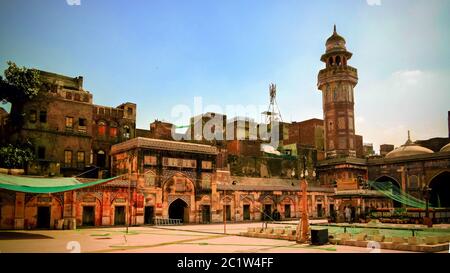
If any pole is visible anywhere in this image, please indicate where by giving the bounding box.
[126,155,132,234]
[223,189,226,234]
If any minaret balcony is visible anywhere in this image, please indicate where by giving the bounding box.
[317,65,358,88]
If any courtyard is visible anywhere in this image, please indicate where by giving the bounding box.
[1,221,448,253]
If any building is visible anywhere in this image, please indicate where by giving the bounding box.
[1,26,449,230]
[380,144,395,157]
[363,143,375,157]
[187,112,227,145]
[317,25,358,159]
[286,118,325,159]
[92,102,137,177]
[108,137,334,224]
[315,26,396,217]
[355,135,364,158]
[368,135,450,211]
[415,137,450,152]
[6,70,136,177]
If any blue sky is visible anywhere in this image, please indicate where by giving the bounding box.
[1,0,449,152]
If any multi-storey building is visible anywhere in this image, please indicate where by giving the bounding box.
[7,70,136,177]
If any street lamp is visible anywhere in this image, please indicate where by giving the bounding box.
[296,153,311,244]
[422,185,433,227]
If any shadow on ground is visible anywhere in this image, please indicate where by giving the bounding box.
[0,232,53,240]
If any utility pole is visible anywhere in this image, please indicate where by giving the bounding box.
[126,152,134,234]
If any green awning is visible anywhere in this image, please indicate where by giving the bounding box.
[0,173,120,193]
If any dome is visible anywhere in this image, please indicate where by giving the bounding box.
[325,25,347,52]
[385,131,434,158]
[440,142,450,152]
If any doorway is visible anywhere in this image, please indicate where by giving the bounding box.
[114,206,126,225]
[169,199,189,223]
[429,172,450,207]
[317,204,323,217]
[284,204,291,219]
[97,150,106,168]
[144,206,154,225]
[201,205,211,224]
[264,204,272,221]
[37,206,51,229]
[223,205,231,221]
[82,206,95,226]
[243,204,250,221]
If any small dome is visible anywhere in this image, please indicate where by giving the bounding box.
[440,142,450,152]
[385,131,434,158]
[385,145,434,158]
[326,25,347,52]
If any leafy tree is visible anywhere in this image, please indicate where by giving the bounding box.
[0,61,41,131]
[0,143,35,169]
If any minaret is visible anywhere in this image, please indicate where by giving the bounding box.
[318,25,358,158]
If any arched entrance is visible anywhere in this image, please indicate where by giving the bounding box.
[374,176,402,208]
[429,172,450,208]
[168,198,189,223]
[97,150,106,168]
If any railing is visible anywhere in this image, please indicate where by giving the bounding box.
[154,217,182,226]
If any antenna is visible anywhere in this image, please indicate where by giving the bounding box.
[262,83,283,124]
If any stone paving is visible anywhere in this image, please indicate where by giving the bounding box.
[0,222,447,253]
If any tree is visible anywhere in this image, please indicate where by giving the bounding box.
[0,61,41,131]
[0,143,35,169]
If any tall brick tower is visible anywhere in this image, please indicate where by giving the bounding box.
[318,25,358,159]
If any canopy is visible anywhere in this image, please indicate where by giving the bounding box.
[369,180,435,209]
[0,173,120,193]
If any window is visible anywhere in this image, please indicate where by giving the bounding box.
[98,121,106,136]
[127,107,133,115]
[201,161,212,169]
[39,111,47,123]
[77,151,85,167]
[201,175,211,189]
[29,110,37,123]
[144,155,157,166]
[38,146,45,159]
[65,117,74,129]
[79,118,86,127]
[78,118,87,133]
[336,56,341,66]
[64,150,73,167]
[110,127,117,138]
[123,125,130,139]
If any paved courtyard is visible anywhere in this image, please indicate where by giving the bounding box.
[0,221,427,253]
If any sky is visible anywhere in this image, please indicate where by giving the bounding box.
[0,0,449,153]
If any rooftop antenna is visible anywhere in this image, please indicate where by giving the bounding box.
[262,83,283,124]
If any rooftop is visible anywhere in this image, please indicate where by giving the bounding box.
[111,137,219,155]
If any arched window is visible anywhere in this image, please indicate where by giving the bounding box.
[110,121,118,138]
[123,125,131,139]
[98,121,107,136]
[343,57,347,66]
[336,56,341,66]
[328,57,334,66]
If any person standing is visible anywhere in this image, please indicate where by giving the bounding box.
[345,206,351,223]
